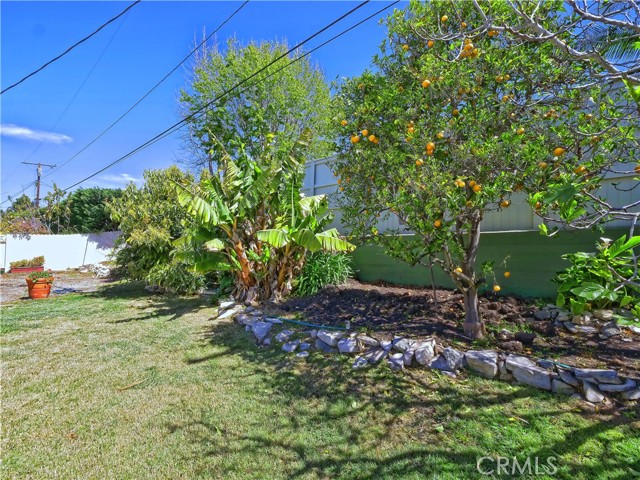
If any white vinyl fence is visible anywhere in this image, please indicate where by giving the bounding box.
[0,232,120,272]
[304,156,638,233]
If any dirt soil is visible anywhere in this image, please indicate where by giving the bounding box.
[269,279,640,378]
[0,271,113,304]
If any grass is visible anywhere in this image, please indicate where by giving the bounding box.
[1,282,639,479]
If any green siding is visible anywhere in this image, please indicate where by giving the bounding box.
[352,228,629,298]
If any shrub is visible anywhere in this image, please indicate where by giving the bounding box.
[145,261,206,295]
[554,235,640,314]
[10,256,45,268]
[26,271,54,281]
[294,252,353,297]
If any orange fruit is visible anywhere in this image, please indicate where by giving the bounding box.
[538,162,548,169]
[504,271,511,278]
[574,165,587,174]
[350,135,360,144]
[337,178,342,184]
[466,200,473,208]
[426,142,435,150]
[407,126,415,134]
[493,285,501,292]
[534,201,542,209]
[373,138,379,144]
[553,147,566,156]
[340,119,348,126]
[426,150,434,156]
[422,79,431,88]
[437,131,445,139]
[468,180,476,187]
[635,164,640,174]
[455,267,463,273]
[361,129,369,137]
[415,159,424,166]
[434,219,442,228]
[472,184,482,193]
[368,134,376,142]
[441,15,448,22]
[402,44,409,51]
[461,21,467,28]
[358,83,365,89]
[463,44,474,52]
[496,75,504,83]
[428,40,434,48]
[516,127,525,135]
[452,108,460,116]
[488,30,498,37]
[500,200,511,208]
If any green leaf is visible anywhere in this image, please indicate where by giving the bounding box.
[256,229,290,249]
[292,229,323,252]
[316,229,355,252]
[204,238,225,251]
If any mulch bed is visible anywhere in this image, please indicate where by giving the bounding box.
[268,279,640,378]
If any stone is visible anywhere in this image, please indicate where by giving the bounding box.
[282,341,299,353]
[403,349,414,367]
[265,317,284,324]
[598,378,637,392]
[251,321,273,343]
[575,325,598,334]
[600,321,621,338]
[275,330,294,343]
[497,329,515,341]
[315,338,337,354]
[465,350,498,379]
[388,353,405,371]
[219,300,236,311]
[537,359,555,370]
[512,364,552,390]
[534,310,551,321]
[296,351,309,359]
[592,309,614,321]
[380,340,393,351]
[218,307,243,320]
[505,355,536,370]
[430,347,465,373]
[250,310,263,316]
[552,379,575,395]
[262,337,271,347]
[338,338,361,354]
[572,315,592,326]
[498,340,523,352]
[414,341,436,366]
[358,335,380,347]
[299,342,311,351]
[574,368,622,384]
[514,331,536,345]
[236,314,255,327]
[392,337,414,352]
[352,356,369,369]
[317,330,344,347]
[582,380,605,403]
[564,322,578,333]
[363,348,388,365]
[558,370,580,387]
[556,314,570,322]
[621,388,640,400]
[307,329,318,339]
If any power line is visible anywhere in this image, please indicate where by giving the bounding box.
[2,0,249,203]
[60,0,380,192]
[41,0,249,181]
[1,0,141,95]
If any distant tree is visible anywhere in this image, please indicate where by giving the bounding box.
[67,188,122,233]
[180,39,333,174]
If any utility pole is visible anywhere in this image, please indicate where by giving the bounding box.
[22,162,56,208]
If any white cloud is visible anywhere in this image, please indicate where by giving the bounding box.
[0,123,73,144]
[99,173,143,185]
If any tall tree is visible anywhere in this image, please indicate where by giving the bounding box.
[180,39,333,173]
[334,0,636,338]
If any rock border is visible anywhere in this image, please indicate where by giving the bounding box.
[227,305,640,404]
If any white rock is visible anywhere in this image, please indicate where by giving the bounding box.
[363,348,388,365]
[592,309,614,321]
[358,335,380,347]
[265,317,284,324]
[218,306,243,320]
[582,380,605,403]
[275,330,294,343]
[574,368,621,384]
[392,337,414,352]
[621,388,640,400]
[465,350,498,379]
[251,321,273,343]
[598,378,637,392]
[403,349,414,367]
[552,379,575,395]
[558,370,580,387]
[317,330,344,347]
[388,353,404,371]
[414,340,436,366]
[352,356,369,369]
[296,351,309,359]
[282,341,299,353]
[337,338,361,354]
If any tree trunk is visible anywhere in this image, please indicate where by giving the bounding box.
[462,286,485,339]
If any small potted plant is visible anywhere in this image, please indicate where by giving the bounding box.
[10,256,45,274]
[26,270,55,299]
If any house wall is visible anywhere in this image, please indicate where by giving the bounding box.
[0,232,120,272]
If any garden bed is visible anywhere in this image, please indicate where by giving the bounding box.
[269,279,640,377]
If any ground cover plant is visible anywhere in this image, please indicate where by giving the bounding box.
[2,283,638,479]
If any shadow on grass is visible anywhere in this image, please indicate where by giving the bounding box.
[86,281,212,323]
[170,320,639,479]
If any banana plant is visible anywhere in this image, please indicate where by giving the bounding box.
[174,130,353,302]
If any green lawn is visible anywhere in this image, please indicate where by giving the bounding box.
[2,282,638,479]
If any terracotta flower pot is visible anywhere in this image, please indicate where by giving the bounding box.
[12,266,44,274]
[26,277,54,299]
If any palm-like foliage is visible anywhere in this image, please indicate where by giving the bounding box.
[174,131,354,302]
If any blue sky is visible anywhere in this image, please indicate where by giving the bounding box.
[1,0,402,206]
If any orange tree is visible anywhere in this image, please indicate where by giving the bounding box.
[333,0,636,339]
